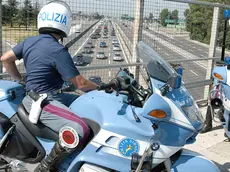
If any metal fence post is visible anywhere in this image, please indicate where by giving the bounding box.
[204,7,220,100]
[0,0,2,74]
[133,0,144,83]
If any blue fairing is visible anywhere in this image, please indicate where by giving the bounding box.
[222,84,230,100]
[0,80,25,118]
[142,93,171,121]
[158,122,194,147]
[172,149,220,172]
[65,90,197,171]
[212,66,227,83]
[150,78,204,132]
[65,144,134,172]
[69,90,154,139]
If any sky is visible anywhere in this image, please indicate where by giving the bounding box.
[2,0,189,19]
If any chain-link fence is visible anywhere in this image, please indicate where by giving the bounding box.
[1,0,230,102]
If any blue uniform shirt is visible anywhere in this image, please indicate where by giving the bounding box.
[12,34,80,93]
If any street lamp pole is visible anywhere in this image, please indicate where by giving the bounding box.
[221,10,230,61]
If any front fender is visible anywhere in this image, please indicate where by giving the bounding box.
[171,149,220,172]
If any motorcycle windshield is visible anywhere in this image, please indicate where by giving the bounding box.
[136,41,204,131]
[136,41,176,83]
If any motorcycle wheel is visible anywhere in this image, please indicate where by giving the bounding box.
[0,157,11,172]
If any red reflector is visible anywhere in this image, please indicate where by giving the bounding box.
[62,130,75,145]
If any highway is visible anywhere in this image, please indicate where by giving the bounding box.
[70,20,127,82]
[2,20,97,74]
[3,19,217,171]
[116,21,210,100]
[1,18,214,100]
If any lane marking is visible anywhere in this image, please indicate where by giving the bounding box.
[165,53,169,56]
[113,23,129,64]
[74,24,99,56]
[190,70,199,76]
[144,31,207,69]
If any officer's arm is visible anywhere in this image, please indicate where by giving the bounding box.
[1,50,23,82]
[69,75,98,92]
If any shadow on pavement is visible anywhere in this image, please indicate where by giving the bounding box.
[213,161,230,172]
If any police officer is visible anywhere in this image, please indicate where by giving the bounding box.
[1,1,98,171]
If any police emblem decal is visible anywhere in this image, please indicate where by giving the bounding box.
[118,138,140,157]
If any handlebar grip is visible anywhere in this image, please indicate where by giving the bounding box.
[28,91,41,101]
[98,82,115,90]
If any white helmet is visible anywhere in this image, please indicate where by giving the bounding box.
[37,1,72,37]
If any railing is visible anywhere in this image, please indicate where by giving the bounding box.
[1,0,229,103]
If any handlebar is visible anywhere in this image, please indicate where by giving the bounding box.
[98,77,147,99]
[97,82,116,90]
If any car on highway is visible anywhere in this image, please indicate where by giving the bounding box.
[91,33,100,39]
[82,45,91,54]
[112,39,118,44]
[113,53,123,61]
[100,42,106,48]
[95,29,101,33]
[73,53,85,66]
[96,52,106,59]
[111,32,116,36]
[102,35,108,38]
[113,45,121,51]
[87,40,94,48]
[75,29,81,33]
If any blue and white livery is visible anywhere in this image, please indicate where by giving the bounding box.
[0,42,219,172]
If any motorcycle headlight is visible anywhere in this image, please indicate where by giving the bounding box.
[181,102,204,131]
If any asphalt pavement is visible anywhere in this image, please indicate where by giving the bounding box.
[70,21,127,82]
[116,22,207,100]
[2,20,230,172]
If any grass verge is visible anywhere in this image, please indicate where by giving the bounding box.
[2,26,38,45]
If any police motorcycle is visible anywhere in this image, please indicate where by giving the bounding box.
[0,42,219,172]
[209,56,230,139]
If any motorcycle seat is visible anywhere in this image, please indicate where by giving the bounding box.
[17,104,58,141]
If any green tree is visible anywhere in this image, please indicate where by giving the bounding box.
[149,13,153,23]
[33,1,40,28]
[2,4,11,25]
[184,0,230,49]
[171,10,179,24]
[15,0,33,29]
[184,4,212,43]
[160,8,169,27]
[184,9,190,30]
[7,0,18,27]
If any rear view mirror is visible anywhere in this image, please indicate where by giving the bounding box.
[168,73,182,89]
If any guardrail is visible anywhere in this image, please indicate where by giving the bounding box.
[65,20,100,49]
[0,58,216,104]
